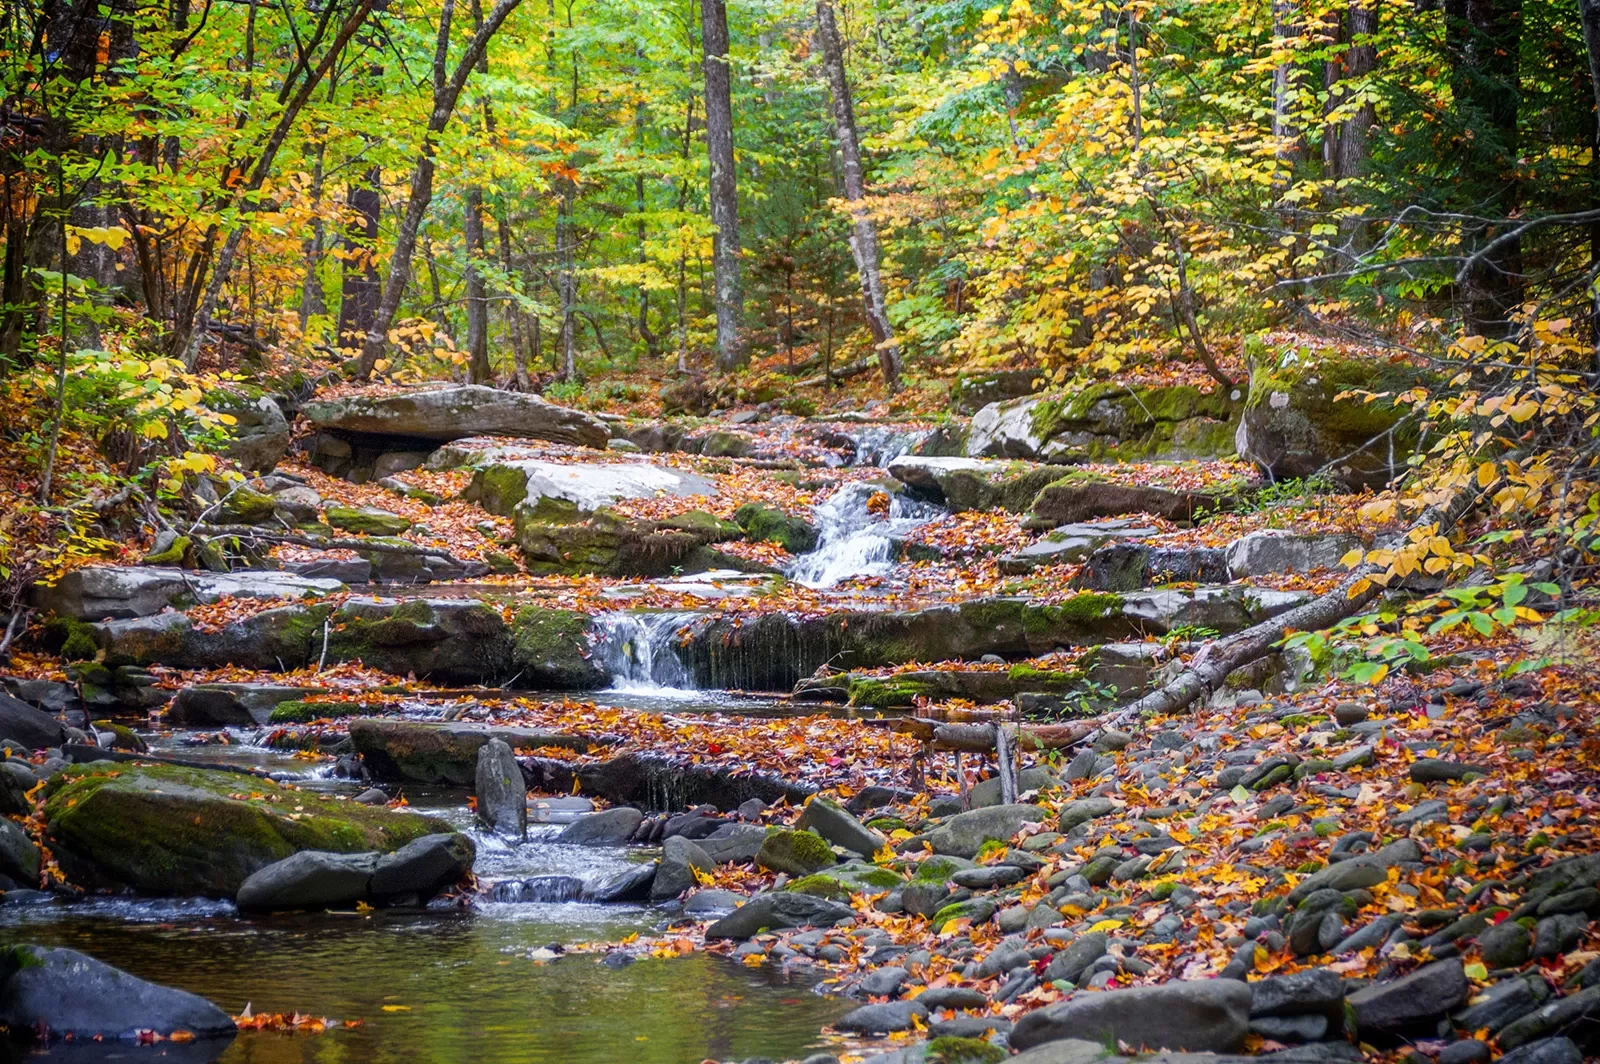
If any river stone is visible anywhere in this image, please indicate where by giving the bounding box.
[1043,931,1107,983]
[926,804,1047,858]
[235,850,378,911]
[31,565,344,621]
[970,766,1061,808]
[0,693,65,753]
[1499,986,1600,1051]
[797,796,885,857]
[1455,973,1551,1032]
[369,832,475,900]
[1478,919,1533,968]
[325,505,412,536]
[704,893,856,940]
[559,807,644,846]
[834,1000,928,1034]
[1009,1039,1121,1064]
[0,761,38,817]
[169,683,327,727]
[0,818,40,885]
[42,762,448,897]
[696,825,769,864]
[301,384,610,448]
[589,863,656,903]
[1224,531,1364,578]
[474,739,527,840]
[1348,959,1468,1036]
[465,457,716,517]
[352,719,592,786]
[1500,1039,1584,1064]
[650,836,713,900]
[1410,758,1489,784]
[1057,797,1117,832]
[0,944,237,1041]
[1250,968,1346,1030]
[757,829,837,876]
[220,393,291,473]
[1286,839,1422,903]
[1009,979,1252,1053]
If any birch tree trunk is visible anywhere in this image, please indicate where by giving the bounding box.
[701,0,745,371]
[816,0,901,391]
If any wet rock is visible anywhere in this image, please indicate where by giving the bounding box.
[952,865,1028,890]
[696,825,770,864]
[704,893,856,940]
[917,986,990,1010]
[473,739,527,840]
[1348,959,1468,1037]
[353,719,592,786]
[0,762,37,817]
[1438,1040,1492,1064]
[0,695,62,757]
[1250,967,1346,1028]
[1007,1039,1117,1064]
[42,762,448,897]
[0,944,237,1042]
[302,385,609,449]
[1454,972,1550,1032]
[860,966,909,998]
[355,788,389,805]
[835,1000,928,1034]
[559,807,644,846]
[1009,979,1252,1053]
[169,683,326,727]
[588,864,656,903]
[0,819,40,886]
[683,888,742,915]
[650,836,713,900]
[369,833,474,901]
[927,804,1047,859]
[235,850,378,911]
[797,796,885,857]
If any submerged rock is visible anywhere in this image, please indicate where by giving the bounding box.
[0,944,237,1042]
[43,762,449,897]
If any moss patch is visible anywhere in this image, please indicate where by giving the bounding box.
[928,1036,1007,1064]
[734,503,818,553]
[756,829,836,876]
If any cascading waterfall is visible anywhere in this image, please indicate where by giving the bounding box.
[786,481,940,588]
[848,426,933,467]
[593,611,700,694]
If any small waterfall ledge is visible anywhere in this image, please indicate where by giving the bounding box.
[786,481,940,589]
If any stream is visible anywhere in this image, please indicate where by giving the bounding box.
[0,731,849,1063]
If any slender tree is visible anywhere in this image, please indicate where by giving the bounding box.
[701,0,744,370]
[815,0,900,390]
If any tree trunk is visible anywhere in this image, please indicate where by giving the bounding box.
[336,165,381,352]
[1271,0,1305,162]
[299,137,328,330]
[1580,0,1600,360]
[1336,2,1376,179]
[465,187,489,382]
[355,0,524,378]
[701,0,745,370]
[1444,0,1523,339]
[815,0,901,391]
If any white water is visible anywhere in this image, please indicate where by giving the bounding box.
[786,481,940,589]
[592,611,701,696]
[848,426,932,467]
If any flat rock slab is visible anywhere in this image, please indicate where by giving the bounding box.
[1000,520,1160,573]
[33,566,345,620]
[466,457,715,517]
[169,683,331,727]
[350,719,594,786]
[301,384,610,448]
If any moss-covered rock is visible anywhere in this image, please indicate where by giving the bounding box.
[219,485,277,524]
[661,510,744,541]
[325,505,412,536]
[47,617,100,662]
[734,503,818,553]
[509,606,606,689]
[757,829,837,876]
[930,897,998,929]
[968,382,1241,463]
[786,861,904,898]
[1237,347,1437,489]
[928,1036,1007,1064]
[43,762,447,896]
[267,699,374,723]
[141,535,191,566]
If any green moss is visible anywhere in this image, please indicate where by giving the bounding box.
[1007,664,1077,687]
[267,700,371,723]
[43,762,447,896]
[786,873,849,899]
[847,676,938,709]
[326,505,411,536]
[866,816,907,832]
[467,464,532,516]
[220,485,276,523]
[756,829,837,876]
[928,1036,1006,1064]
[49,617,100,662]
[975,840,1007,861]
[142,535,191,565]
[733,503,817,553]
[1050,592,1124,624]
[661,510,743,541]
[914,856,967,881]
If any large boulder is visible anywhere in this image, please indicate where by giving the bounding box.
[0,944,237,1042]
[1225,530,1365,577]
[352,719,593,785]
[464,458,714,518]
[32,566,343,621]
[217,393,291,473]
[796,796,886,857]
[1348,959,1468,1038]
[1236,353,1435,489]
[474,739,527,840]
[301,384,610,449]
[703,892,856,940]
[950,368,1048,414]
[0,692,67,750]
[967,383,1241,463]
[42,762,449,896]
[1009,980,1253,1053]
[512,502,750,579]
[168,683,329,727]
[235,850,378,911]
[926,804,1048,858]
[1028,476,1242,528]
[888,456,1074,513]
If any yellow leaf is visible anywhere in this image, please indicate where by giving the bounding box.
[1088,918,1124,932]
[1477,462,1497,488]
[1339,548,1365,569]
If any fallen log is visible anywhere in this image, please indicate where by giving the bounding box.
[796,356,876,388]
[1097,478,1492,731]
[194,524,466,559]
